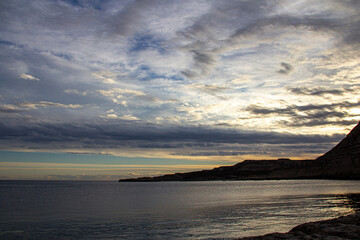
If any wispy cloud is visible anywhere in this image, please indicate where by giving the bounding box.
[97,88,146,105]
[20,101,82,109]
[0,104,22,113]
[287,86,357,97]
[19,73,40,81]
[246,100,360,127]
[92,71,119,84]
[103,113,139,121]
[0,102,82,113]
[64,89,88,96]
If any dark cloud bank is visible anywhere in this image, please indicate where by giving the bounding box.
[0,120,344,157]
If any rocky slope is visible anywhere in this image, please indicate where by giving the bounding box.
[315,121,360,179]
[237,213,360,240]
[119,122,360,181]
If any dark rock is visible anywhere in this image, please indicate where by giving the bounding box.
[237,213,360,240]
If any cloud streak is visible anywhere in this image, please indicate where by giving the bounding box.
[246,100,359,127]
[19,73,40,81]
[287,87,352,97]
[1,102,82,111]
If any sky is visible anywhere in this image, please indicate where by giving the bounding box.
[0,0,359,180]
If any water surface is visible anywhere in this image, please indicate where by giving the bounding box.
[1,180,359,239]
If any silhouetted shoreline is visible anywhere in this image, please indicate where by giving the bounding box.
[120,122,360,182]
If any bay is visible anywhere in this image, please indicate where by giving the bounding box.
[0,180,359,239]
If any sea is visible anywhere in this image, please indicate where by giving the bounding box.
[1,180,360,239]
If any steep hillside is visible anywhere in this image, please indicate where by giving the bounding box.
[316,122,360,179]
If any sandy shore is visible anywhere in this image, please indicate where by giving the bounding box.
[237,213,360,240]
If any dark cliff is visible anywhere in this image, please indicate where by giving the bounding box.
[119,122,360,182]
[315,121,360,179]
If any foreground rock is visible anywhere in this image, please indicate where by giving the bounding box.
[237,213,360,240]
[119,122,360,181]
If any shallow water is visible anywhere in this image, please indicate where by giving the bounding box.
[0,180,359,239]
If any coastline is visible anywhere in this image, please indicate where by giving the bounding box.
[237,213,360,240]
[120,122,360,182]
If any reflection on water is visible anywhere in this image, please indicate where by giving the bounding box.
[0,180,359,239]
[335,193,360,213]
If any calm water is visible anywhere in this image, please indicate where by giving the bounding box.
[0,180,360,239]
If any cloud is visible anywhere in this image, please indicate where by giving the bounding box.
[171,142,335,157]
[277,62,293,75]
[20,101,82,109]
[287,119,357,127]
[103,113,139,121]
[0,120,344,151]
[97,88,146,104]
[92,71,119,84]
[287,87,346,96]
[176,1,342,80]
[188,84,229,98]
[181,50,216,79]
[247,101,359,115]
[98,88,145,98]
[105,0,156,37]
[246,100,359,127]
[64,89,88,96]
[0,118,348,161]
[1,0,360,164]
[174,0,360,82]
[19,73,40,81]
[44,174,123,181]
[0,104,22,113]
[1,101,82,111]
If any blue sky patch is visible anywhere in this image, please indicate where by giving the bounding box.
[129,34,167,53]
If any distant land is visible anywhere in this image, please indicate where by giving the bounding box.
[119,122,360,181]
